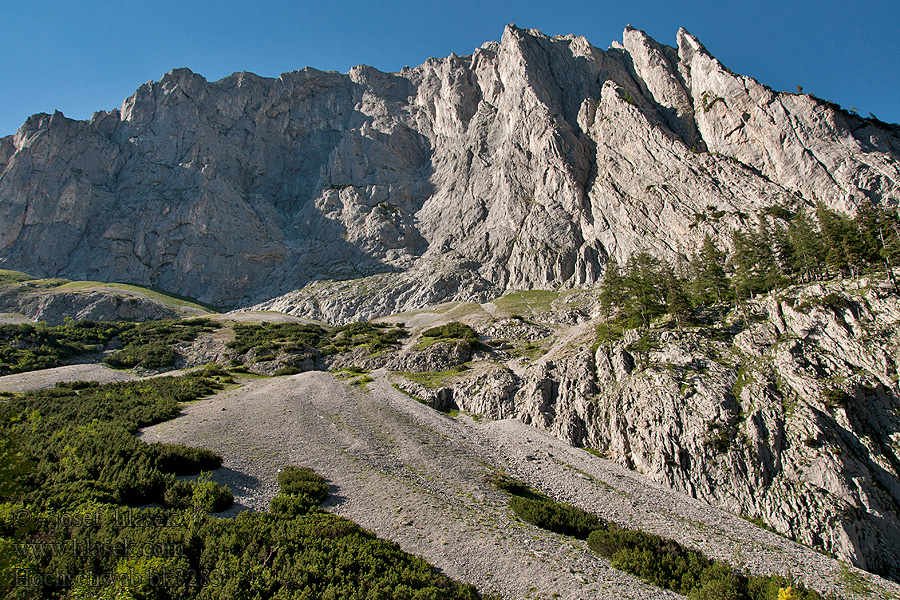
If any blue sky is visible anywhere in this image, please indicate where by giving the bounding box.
[2,0,898,137]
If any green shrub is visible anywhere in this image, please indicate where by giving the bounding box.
[201,362,230,376]
[0,374,481,600]
[509,496,602,540]
[328,321,408,353]
[104,342,179,369]
[277,466,329,503]
[274,365,301,376]
[420,322,479,344]
[227,322,327,355]
[101,318,220,370]
[152,443,223,475]
[489,473,535,497]
[270,492,320,517]
[192,478,233,512]
[163,479,195,509]
[822,387,849,409]
[586,524,829,600]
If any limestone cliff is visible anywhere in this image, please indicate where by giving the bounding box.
[430,278,900,581]
[2,26,898,315]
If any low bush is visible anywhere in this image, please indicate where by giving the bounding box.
[327,321,408,354]
[494,473,830,600]
[277,466,329,503]
[274,366,301,376]
[152,443,223,475]
[103,318,220,370]
[0,374,481,600]
[822,387,849,409]
[192,477,233,512]
[104,341,178,369]
[587,523,830,600]
[420,322,479,344]
[227,322,327,355]
[164,479,195,509]
[270,492,320,517]
[509,495,602,540]
[489,472,540,498]
[0,320,125,375]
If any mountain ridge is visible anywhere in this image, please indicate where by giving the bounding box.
[2,25,898,317]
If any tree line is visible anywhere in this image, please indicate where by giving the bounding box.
[598,202,900,337]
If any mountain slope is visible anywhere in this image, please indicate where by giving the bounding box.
[1,26,898,315]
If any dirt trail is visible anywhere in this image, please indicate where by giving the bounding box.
[139,369,896,600]
[0,363,138,392]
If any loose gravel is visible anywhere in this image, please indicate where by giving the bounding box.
[139,369,900,600]
[0,363,137,392]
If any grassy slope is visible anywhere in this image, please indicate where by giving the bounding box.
[0,268,218,315]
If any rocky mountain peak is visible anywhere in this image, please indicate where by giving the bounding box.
[1,25,898,317]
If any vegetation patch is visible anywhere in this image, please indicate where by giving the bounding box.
[227,322,328,355]
[350,374,375,390]
[228,320,408,361]
[417,321,479,348]
[822,387,849,410]
[493,290,561,316]
[509,495,602,540]
[103,318,220,369]
[492,474,830,600]
[0,269,36,284]
[277,466,329,503]
[0,320,125,375]
[326,321,407,354]
[0,373,483,600]
[396,365,469,389]
[331,365,370,380]
[0,317,221,375]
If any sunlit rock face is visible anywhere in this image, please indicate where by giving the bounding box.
[1,25,898,315]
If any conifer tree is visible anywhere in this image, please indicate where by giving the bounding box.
[663,264,693,331]
[692,235,729,305]
[598,258,626,318]
[786,211,825,282]
[597,258,626,346]
[755,217,787,292]
[624,252,666,328]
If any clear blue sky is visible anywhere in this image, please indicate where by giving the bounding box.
[2,0,898,138]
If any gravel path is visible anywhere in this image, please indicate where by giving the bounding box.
[0,363,138,392]
[139,369,900,600]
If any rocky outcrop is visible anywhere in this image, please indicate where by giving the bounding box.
[0,289,178,325]
[451,279,900,580]
[390,339,473,373]
[2,26,898,318]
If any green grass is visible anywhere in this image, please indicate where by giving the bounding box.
[0,269,36,284]
[493,289,562,316]
[332,366,370,380]
[1,269,219,313]
[350,375,374,390]
[54,280,219,312]
[396,365,469,389]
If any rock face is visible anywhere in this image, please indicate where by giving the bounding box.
[0,289,178,325]
[445,279,900,581]
[2,26,898,316]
